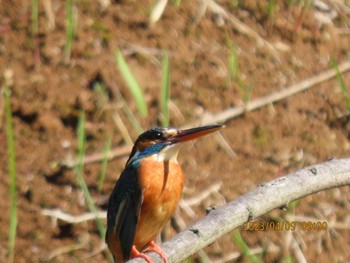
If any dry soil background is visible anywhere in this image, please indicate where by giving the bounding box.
[0,1,350,262]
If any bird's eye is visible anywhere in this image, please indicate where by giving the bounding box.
[155,132,163,139]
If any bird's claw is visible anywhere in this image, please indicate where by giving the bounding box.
[144,241,168,263]
[132,246,152,263]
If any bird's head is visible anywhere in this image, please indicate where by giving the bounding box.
[126,124,224,167]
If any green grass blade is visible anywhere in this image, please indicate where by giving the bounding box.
[228,42,238,85]
[242,82,253,105]
[232,230,261,263]
[115,49,148,117]
[75,112,105,237]
[4,89,17,263]
[331,59,350,111]
[75,113,113,262]
[173,0,181,7]
[64,0,74,63]
[97,137,112,192]
[31,0,39,35]
[160,53,170,126]
[267,0,276,19]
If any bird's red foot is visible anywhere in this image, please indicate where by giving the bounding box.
[131,246,152,263]
[144,241,168,263]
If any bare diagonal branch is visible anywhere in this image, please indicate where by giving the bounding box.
[129,158,350,263]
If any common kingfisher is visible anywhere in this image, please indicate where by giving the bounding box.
[106,124,224,262]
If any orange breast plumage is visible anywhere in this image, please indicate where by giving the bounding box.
[134,156,185,250]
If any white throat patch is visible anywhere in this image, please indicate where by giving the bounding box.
[156,143,183,162]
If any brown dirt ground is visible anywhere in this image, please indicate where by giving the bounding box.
[0,1,350,262]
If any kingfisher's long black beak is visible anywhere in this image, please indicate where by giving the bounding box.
[169,124,225,144]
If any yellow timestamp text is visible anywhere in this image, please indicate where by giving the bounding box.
[243,221,328,231]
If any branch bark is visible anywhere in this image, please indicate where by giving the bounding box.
[129,158,350,263]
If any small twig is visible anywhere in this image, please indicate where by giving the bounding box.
[43,181,221,224]
[121,44,172,57]
[61,145,131,168]
[42,181,221,225]
[178,199,196,218]
[47,243,86,260]
[197,60,350,126]
[42,208,106,224]
[83,242,108,260]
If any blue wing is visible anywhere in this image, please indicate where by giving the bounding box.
[106,165,143,260]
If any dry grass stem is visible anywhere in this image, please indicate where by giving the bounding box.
[215,132,237,159]
[149,0,169,25]
[205,0,280,61]
[197,61,350,126]
[42,0,55,31]
[291,237,307,263]
[112,113,133,145]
